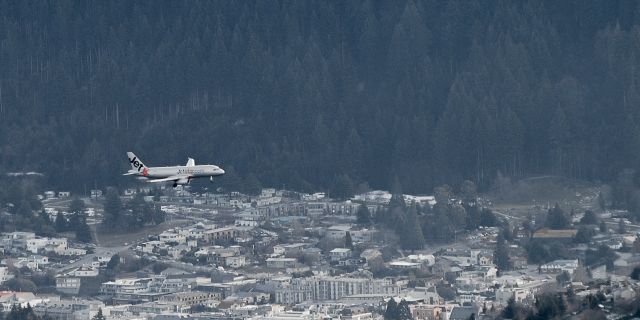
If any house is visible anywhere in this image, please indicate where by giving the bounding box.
[273,243,308,256]
[57,191,71,198]
[0,267,14,284]
[540,259,579,274]
[204,227,238,242]
[159,292,218,306]
[410,304,445,320]
[389,261,422,269]
[225,256,247,269]
[56,276,81,295]
[496,288,529,306]
[449,306,477,320]
[360,249,382,264]
[158,231,187,244]
[90,189,103,198]
[532,229,578,243]
[325,225,352,240]
[266,258,297,269]
[72,265,99,277]
[330,248,352,262]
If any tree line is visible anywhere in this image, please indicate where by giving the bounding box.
[358,180,500,251]
[1,1,640,194]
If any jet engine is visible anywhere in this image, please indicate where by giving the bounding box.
[176,178,190,185]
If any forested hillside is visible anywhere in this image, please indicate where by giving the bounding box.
[1,0,640,194]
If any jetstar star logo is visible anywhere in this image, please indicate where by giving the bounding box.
[142,167,149,176]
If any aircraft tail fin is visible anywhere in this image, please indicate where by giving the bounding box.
[186,158,195,167]
[127,152,148,173]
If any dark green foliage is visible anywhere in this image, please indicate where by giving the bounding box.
[494,232,511,271]
[345,232,353,249]
[356,205,371,225]
[556,270,571,285]
[75,221,92,243]
[54,211,68,232]
[584,292,607,310]
[502,297,517,319]
[103,188,122,229]
[384,298,398,320]
[332,175,355,200]
[585,245,618,269]
[546,204,570,229]
[92,308,106,320]
[574,226,595,243]
[580,210,598,225]
[1,278,37,292]
[631,266,640,280]
[69,198,85,216]
[107,254,120,270]
[618,218,627,234]
[383,298,414,320]
[479,208,498,227]
[4,303,40,320]
[436,283,456,301]
[400,205,424,250]
[396,299,413,320]
[103,190,164,232]
[526,240,570,264]
[599,220,608,233]
[535,292,566,320]
[1,1,640,195]
[152,262,169,274]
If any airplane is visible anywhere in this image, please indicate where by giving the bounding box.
[123,152,225,187]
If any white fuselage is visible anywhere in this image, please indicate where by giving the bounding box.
[144,165,225,179]
[125,152,224,186]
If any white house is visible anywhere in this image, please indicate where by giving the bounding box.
[225,256,247,269]
[72,265,99,277]
[540,259,579,274]
[0,267,14,284]
[329,248,352,262]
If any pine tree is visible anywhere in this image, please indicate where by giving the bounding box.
[75,221,92,243]
[92,308,106,320]
[103,188,122,229]
[400,204,424,250]
[54,211,68,232]
[546,204,569,229]
[494,233,511,272]
[600,220,608,233]
[397,299,413,320]
[107,254,120,270]
[502,297,516,319]
[356,205,371,225]
[345,232,353,249]
[618,218,627,234]
[68,198,85,216]
[384,298,398,320]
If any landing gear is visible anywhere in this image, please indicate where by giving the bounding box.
[172,182,178,188]
[210,176,214,183]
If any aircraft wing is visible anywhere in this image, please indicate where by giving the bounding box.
[145,174,189,183]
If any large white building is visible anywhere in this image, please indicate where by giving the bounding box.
[275,276,403,304]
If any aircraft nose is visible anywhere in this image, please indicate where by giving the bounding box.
[218,168,225,175]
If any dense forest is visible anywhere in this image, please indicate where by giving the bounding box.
[1,0,640,194]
